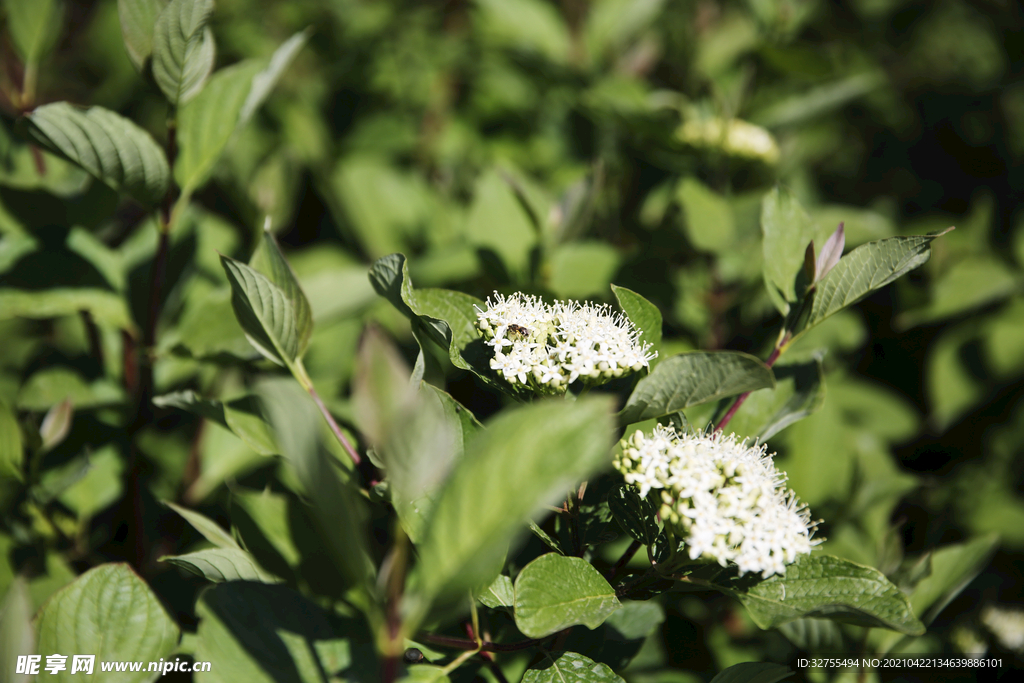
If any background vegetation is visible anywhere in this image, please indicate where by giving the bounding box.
[2,0,1023,680]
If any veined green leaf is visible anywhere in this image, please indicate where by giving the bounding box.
[164,500,240,549]
[620,352,775,425]
[611,285,662,365]
[175,30,308,193]
[117,0,167,72]
[220,256,302,368]
[152,0,215,105]
[36,564,180,682]
[514,553,620,638]
[796,228,955,342]
[26,103,169,205]
[161,548,279,583]
[761,187,830,315]
[721,353,825,441]
[407,397,616,629]
[523,652,625,683]
[718,554,925,635]
[249,230,313,359]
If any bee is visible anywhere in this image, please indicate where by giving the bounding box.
[506,324,530,340]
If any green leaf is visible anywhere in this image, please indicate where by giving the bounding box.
[164,500,240,549]
[250,231,313,356]
[776,618,843,651]
[607,484,660,545]
[896,256,1018,329]
[0,287,134,330]
[720,354,825,441]
[162,548,279,583]
[151,0,215,105]
[400,665,450,683]
[475,0,571,65]
[36,564,179,682]
[3,0,63,64]
[522,652,625,683]
[514,553,620,638]
[25,103,170,205]
[369,254,496,385]
[56,446,124,519]
[195,582,356,683]
[175,30,306,193]
[760,187,824,314]
[584,0,665,62]
[620,352,775,424]
[478,575,515,609]
[0,578,34,683]
[797,229,954,342]
[548,242,621,300]
[906,534,999,625]
[407,397,616,628]
[256,378,375,595]
[0,402,23,482]
[220,256,304,369]
[611,285,662,364]
[709,662,793,683]
[117,0,166,72]
[676,177,736,253]
[17,367,124,410]
[465,169,537,282]
[155,391,277,456]
[719,554,925,635]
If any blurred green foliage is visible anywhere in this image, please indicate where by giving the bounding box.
[2,0,1024,680]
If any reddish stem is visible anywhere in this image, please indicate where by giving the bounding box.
[714,341,785,434]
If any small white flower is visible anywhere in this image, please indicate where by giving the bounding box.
[981,605,1024,653]
[475,292,657,396]
[613,425,820,578]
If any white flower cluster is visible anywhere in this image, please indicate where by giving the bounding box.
[475,292,656,396]
[678,118,780,164]
[981,605,1024,653]
[613,425,819,578]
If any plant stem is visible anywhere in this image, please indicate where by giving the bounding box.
[306,381,362,466]
[714,335,787,434]
[607,539,642,581]
[417,633,547,653]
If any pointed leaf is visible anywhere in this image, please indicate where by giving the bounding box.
[523,652,625,683]
[0,288,134,330]
[608,484,660,545]
[408,397,616,627]
[798,229,954,341]
[761,187,826,314]
[718,554,925,635]
[611,285,662,363]
[249,231,313,360]
[26,103,170,205]
[906,533,998,625]
[514,553,620,638]
[620,352,775,424]
[175,31,307,193]
[151,0,215,105]
[36,564,180,682]
[155,391,277,456]
[118,0,166,72]
[162,548,280,583]
[164,500,240,549]
[478,575,515,609]
[3,0,63,64]
[220,256,303,368]
[256,378,375,594]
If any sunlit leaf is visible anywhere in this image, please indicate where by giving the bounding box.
[514,553,620,638]
[151,0,215,105]
[26,103,169,205]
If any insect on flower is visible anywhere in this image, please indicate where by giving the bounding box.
[506,324,530,340]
